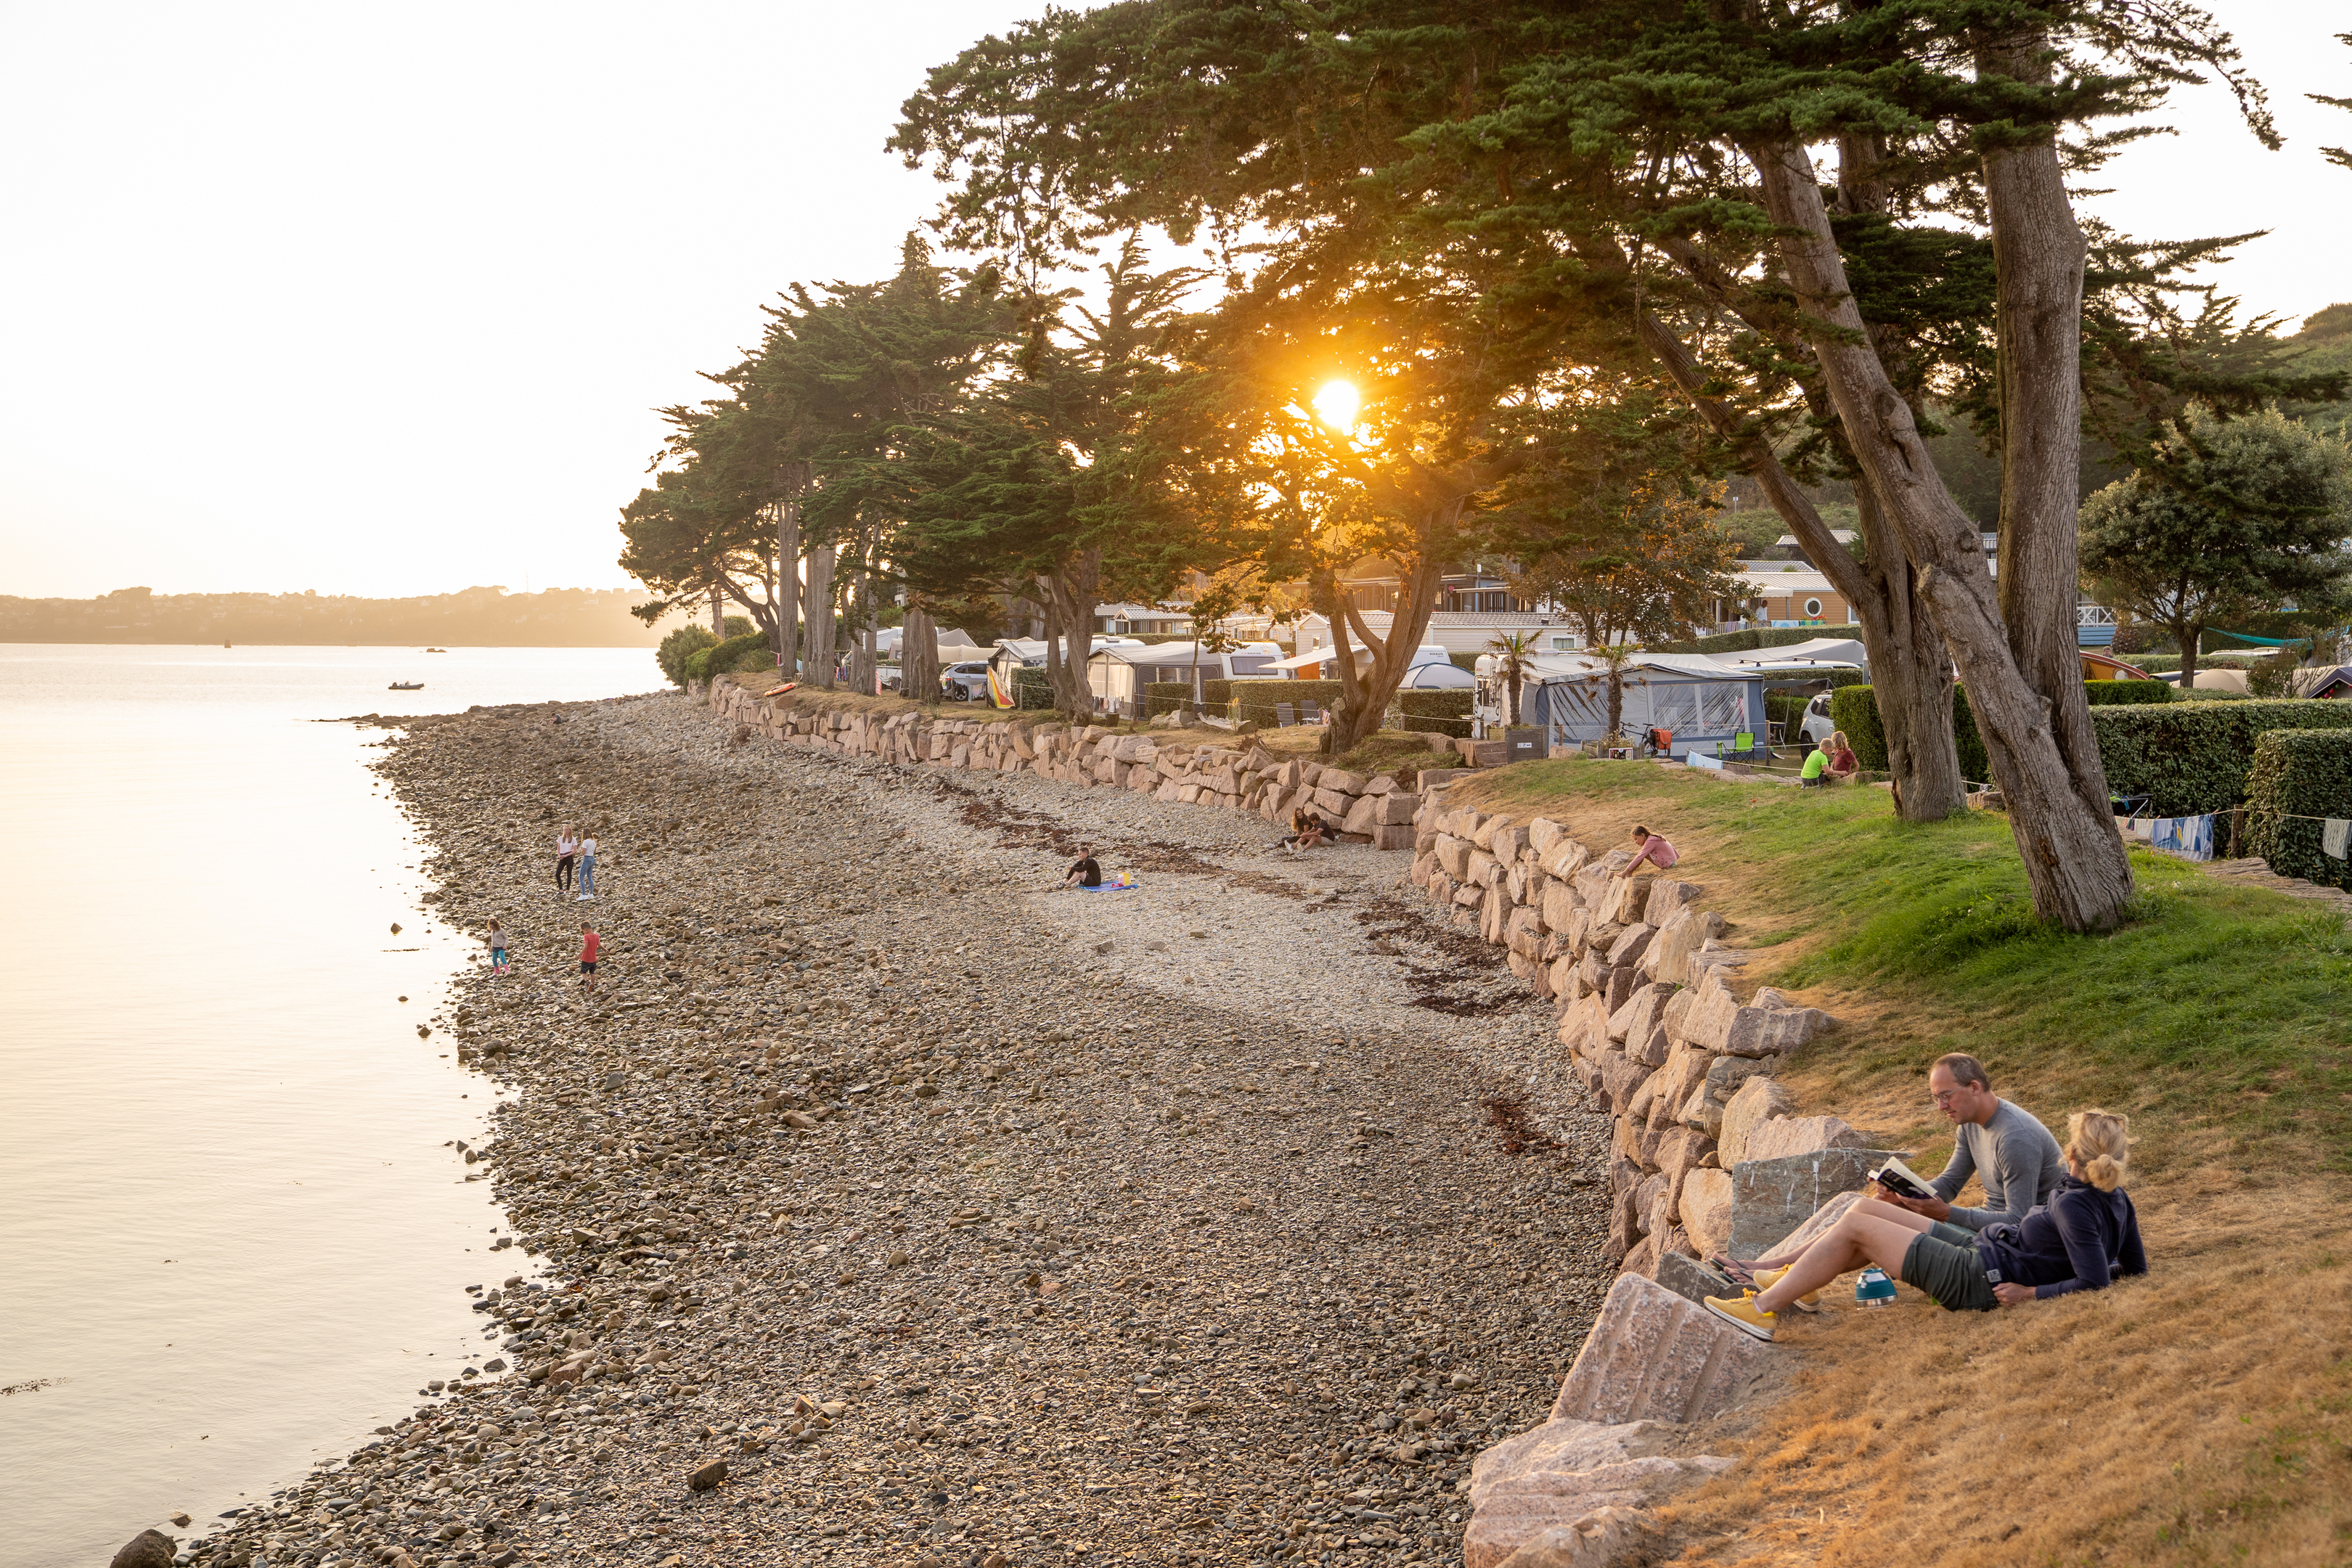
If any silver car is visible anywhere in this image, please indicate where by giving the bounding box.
[941,661,991,701]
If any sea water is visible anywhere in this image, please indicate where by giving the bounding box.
[0,645,653,1567]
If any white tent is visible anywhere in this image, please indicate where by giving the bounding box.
[1523,652,1769,758]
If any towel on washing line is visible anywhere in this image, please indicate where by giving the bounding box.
[2325,818,2351,861]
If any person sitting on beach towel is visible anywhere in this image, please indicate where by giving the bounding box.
[1702,1109,2145,1341]
[1063,846,1103,888]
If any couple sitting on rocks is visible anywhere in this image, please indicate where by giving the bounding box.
[1703,1053,2147,1340]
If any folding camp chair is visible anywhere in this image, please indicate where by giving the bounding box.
[1275,702,1297,727]
[1300,701,1323,724]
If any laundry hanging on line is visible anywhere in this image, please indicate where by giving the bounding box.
[2324,818,2351,861]
[2148,814,2217,862]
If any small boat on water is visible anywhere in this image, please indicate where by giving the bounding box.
[425,648,447,653]
[389,681,425,690]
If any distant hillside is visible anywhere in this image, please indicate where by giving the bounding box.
[0,586,671,647]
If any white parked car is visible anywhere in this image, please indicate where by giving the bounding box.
[941,661,992,701]
[1800,692,1838,746]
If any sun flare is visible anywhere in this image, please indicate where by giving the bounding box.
[1311,378,1362,432]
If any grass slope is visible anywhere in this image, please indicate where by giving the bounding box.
[1450,757,2352,1566]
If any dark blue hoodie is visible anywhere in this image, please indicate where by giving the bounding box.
[1977,1176,2147,1299]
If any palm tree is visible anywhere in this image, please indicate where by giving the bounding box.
[1485,631,1538,727]
[1593,640,1643,747]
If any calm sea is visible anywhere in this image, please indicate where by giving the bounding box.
[0,645,656,1568]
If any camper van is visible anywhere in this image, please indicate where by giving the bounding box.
[984,637,1144,708]
[1085,640,1288,719]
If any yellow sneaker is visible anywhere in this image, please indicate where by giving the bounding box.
[1752,1265,1823,1311]
[1702,1291,1776,1342]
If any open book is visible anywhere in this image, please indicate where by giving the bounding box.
[1869,1156,1937,1203]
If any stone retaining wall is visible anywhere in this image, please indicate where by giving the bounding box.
[1403,787,1860,1300]
[695,678,1423,848]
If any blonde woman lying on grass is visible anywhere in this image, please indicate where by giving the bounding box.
[1704,1111,2146,1341]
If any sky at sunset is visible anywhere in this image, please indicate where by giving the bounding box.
[3,1,2346,602]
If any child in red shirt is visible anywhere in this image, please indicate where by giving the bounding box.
[578,923,600,993]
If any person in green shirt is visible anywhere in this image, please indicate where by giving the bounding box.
[1801,745,1831,787]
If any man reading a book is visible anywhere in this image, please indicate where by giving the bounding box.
[1876,1053,2066,1245]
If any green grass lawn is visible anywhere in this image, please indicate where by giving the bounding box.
[1456,757,2352,1175]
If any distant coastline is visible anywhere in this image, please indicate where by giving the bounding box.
[1,585,670,648]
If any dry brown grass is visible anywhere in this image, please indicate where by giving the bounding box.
[1659,1172,2352,1567]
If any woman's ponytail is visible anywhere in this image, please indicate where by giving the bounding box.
[2067,1109,2131,1192]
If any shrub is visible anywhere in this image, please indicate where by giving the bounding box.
[682,645,716,684]
[657,624,719,687]
[2082,680,2175,706]
[2093,700,2352,815]
[1143,682,1199,718]
[1013,666,1053,709]
[1447,652,1481,673]
[2244,730,2352,890]
[1232,678,1345,728]
[699,630,773,678]
[1396,689,1474,736]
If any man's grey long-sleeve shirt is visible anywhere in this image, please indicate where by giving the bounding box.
[1930,1099,2067,1231]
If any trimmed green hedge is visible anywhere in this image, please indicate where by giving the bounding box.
[1448,652,1481,673]
[2083,680,2175,706]
[1396,689,1474,737]
[2093,700,2352,815]
[1232,678,1344,728]
[1013,666,1053,709]
[701,630,773,677]
[2245,730,2352,890]
[1834,682,2184,793]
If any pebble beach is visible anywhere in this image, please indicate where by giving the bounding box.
[182,691,1613,1568]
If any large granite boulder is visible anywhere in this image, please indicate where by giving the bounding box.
[1551,1273,1773,1425]
[1464,1415,1726,1568]
[1718,1075,1798,1166]
[1678,1167,1736,1259]
[1739,1114,1867,1165]
[1675,972,1837,1058]
[1728,1148,1899,1259]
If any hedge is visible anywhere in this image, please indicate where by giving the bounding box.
[1012,666,1054,709]
[1396,689,1474,737]
[1232,678,1344,728]
[1832,682,2181,791]
[2244,730,2352,890]
[2092,700,2352,815]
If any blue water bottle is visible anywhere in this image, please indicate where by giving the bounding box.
[1855,1266,1898,1307]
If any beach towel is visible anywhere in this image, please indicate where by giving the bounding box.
[2324,819,2351,861]
[2149,814,2216,862]
[1076,872,1140,891]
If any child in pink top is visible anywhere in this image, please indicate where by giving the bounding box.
[1613,825,1679,877]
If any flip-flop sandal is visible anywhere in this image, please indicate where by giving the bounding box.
[1710,1254,1760,1289]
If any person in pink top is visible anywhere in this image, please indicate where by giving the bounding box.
[1612,825,1679,878]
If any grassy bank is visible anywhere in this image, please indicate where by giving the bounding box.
[1450,757,2352,1566]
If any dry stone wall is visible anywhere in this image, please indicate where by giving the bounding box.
[1403,785,1842,1296]
[696,679,1421,848]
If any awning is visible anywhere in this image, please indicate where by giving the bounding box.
[1269,646,1362,671]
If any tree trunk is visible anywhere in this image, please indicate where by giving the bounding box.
[1745,134,2133,930]
[1634,261,1966,820]
[904,605,941,704]
[1980,28,2121,836]
[804,544,837,690]
[1037,550,1101,719]
[709,579,724,637]
[773,479,803,678]
[2174,620,2200,691]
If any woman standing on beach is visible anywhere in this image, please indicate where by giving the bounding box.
[555,825,579,896]
[575,833,597,902]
